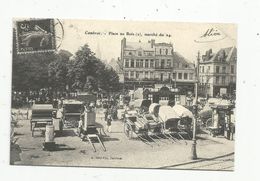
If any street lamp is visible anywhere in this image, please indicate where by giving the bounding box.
[190,51,200,160]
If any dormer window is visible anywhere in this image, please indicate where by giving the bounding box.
[138,51,142,56]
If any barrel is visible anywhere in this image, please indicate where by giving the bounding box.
[45,125,55,142]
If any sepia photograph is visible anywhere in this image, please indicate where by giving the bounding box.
[10,18,237,171]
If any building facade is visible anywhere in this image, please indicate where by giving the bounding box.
[199,47,237,97]
[120,38,195,94]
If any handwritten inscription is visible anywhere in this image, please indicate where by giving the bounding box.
[201,28,221,38]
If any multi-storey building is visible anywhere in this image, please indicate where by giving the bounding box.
[120,38,195,89]
[199,47,237,97]
[119,38,195,104]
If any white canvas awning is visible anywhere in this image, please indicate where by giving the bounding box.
[158,106,180,122]
[149,103,160,114]
[172,105,194,119]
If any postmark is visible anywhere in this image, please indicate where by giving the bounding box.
[15,19,56,54]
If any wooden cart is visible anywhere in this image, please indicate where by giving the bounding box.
[30,104,54,137]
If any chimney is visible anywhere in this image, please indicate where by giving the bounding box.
[121,38,126,66]
[121,37,126,48]
[151,39,155,48]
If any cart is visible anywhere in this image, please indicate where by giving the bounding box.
[30,104,54,137]
[62,100,83,128]
[171,104,194,139]
[80,106,106,152]
[206,100,235,138]
[158,105,185,143]
[124,100,164,147]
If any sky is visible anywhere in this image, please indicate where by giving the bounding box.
[58,19,237,63]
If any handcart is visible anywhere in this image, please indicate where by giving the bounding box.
[80,106,106,152]
[30,104,54,137]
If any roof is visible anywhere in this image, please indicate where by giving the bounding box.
[155,43,172,47]
[125,41,154,51]
[173,52,194,68]
[202,46,237,63]
[32,104,53,110]
[63,99,83,105]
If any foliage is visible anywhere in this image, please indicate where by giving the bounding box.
[48,50,72,91]
[67,44,120,93]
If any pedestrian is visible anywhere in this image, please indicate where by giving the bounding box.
[77,116,84,138]
[106,112,113,133]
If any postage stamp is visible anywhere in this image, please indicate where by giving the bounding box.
[15,19,56,54]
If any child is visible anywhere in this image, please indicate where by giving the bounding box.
[77,117,83,137]
[106,114,113,133]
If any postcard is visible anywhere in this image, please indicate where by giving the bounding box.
[10,18,236,171]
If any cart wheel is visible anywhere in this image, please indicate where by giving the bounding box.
[124,123,133,139]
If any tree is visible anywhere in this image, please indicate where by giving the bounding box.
[67,44,120,93]
[48,50,72,92]
[12,52,56,91]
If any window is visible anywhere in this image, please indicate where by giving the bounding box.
[168,73,171,80]
[202,66,204,73]
[175,95,180,102]
[216,76,220,84]
[150,59,154,68]
[150,72,154,79]
[136,71,139,79]
[184,73,188,80]
[216,66,220,73]
[148,94,153,101]
[161,59,165,68]
[172,73,176,79]
[145,59,149,68]
[125,59,129,68]
[222,76,226,84]
[189,73,193,80]
[231,76,236,82]
[231,65,234,74]
[130,59,135,68]
[140,59,143,68]
[136,59,140,68]
[130,71,134,78]
[167,59,171,67]
[178,73,182,79]
[128,52,132,56]
[160,49,162,55]
[166,49,168,55]
[222,66,226,73]
[138,51,142,56]
[208,66,210,72]
[145,71,149,79]
[155,59,159,68]
[124,71,129,78]
[140,71,144,79]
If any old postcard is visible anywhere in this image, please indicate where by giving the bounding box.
[10,18,236,171]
